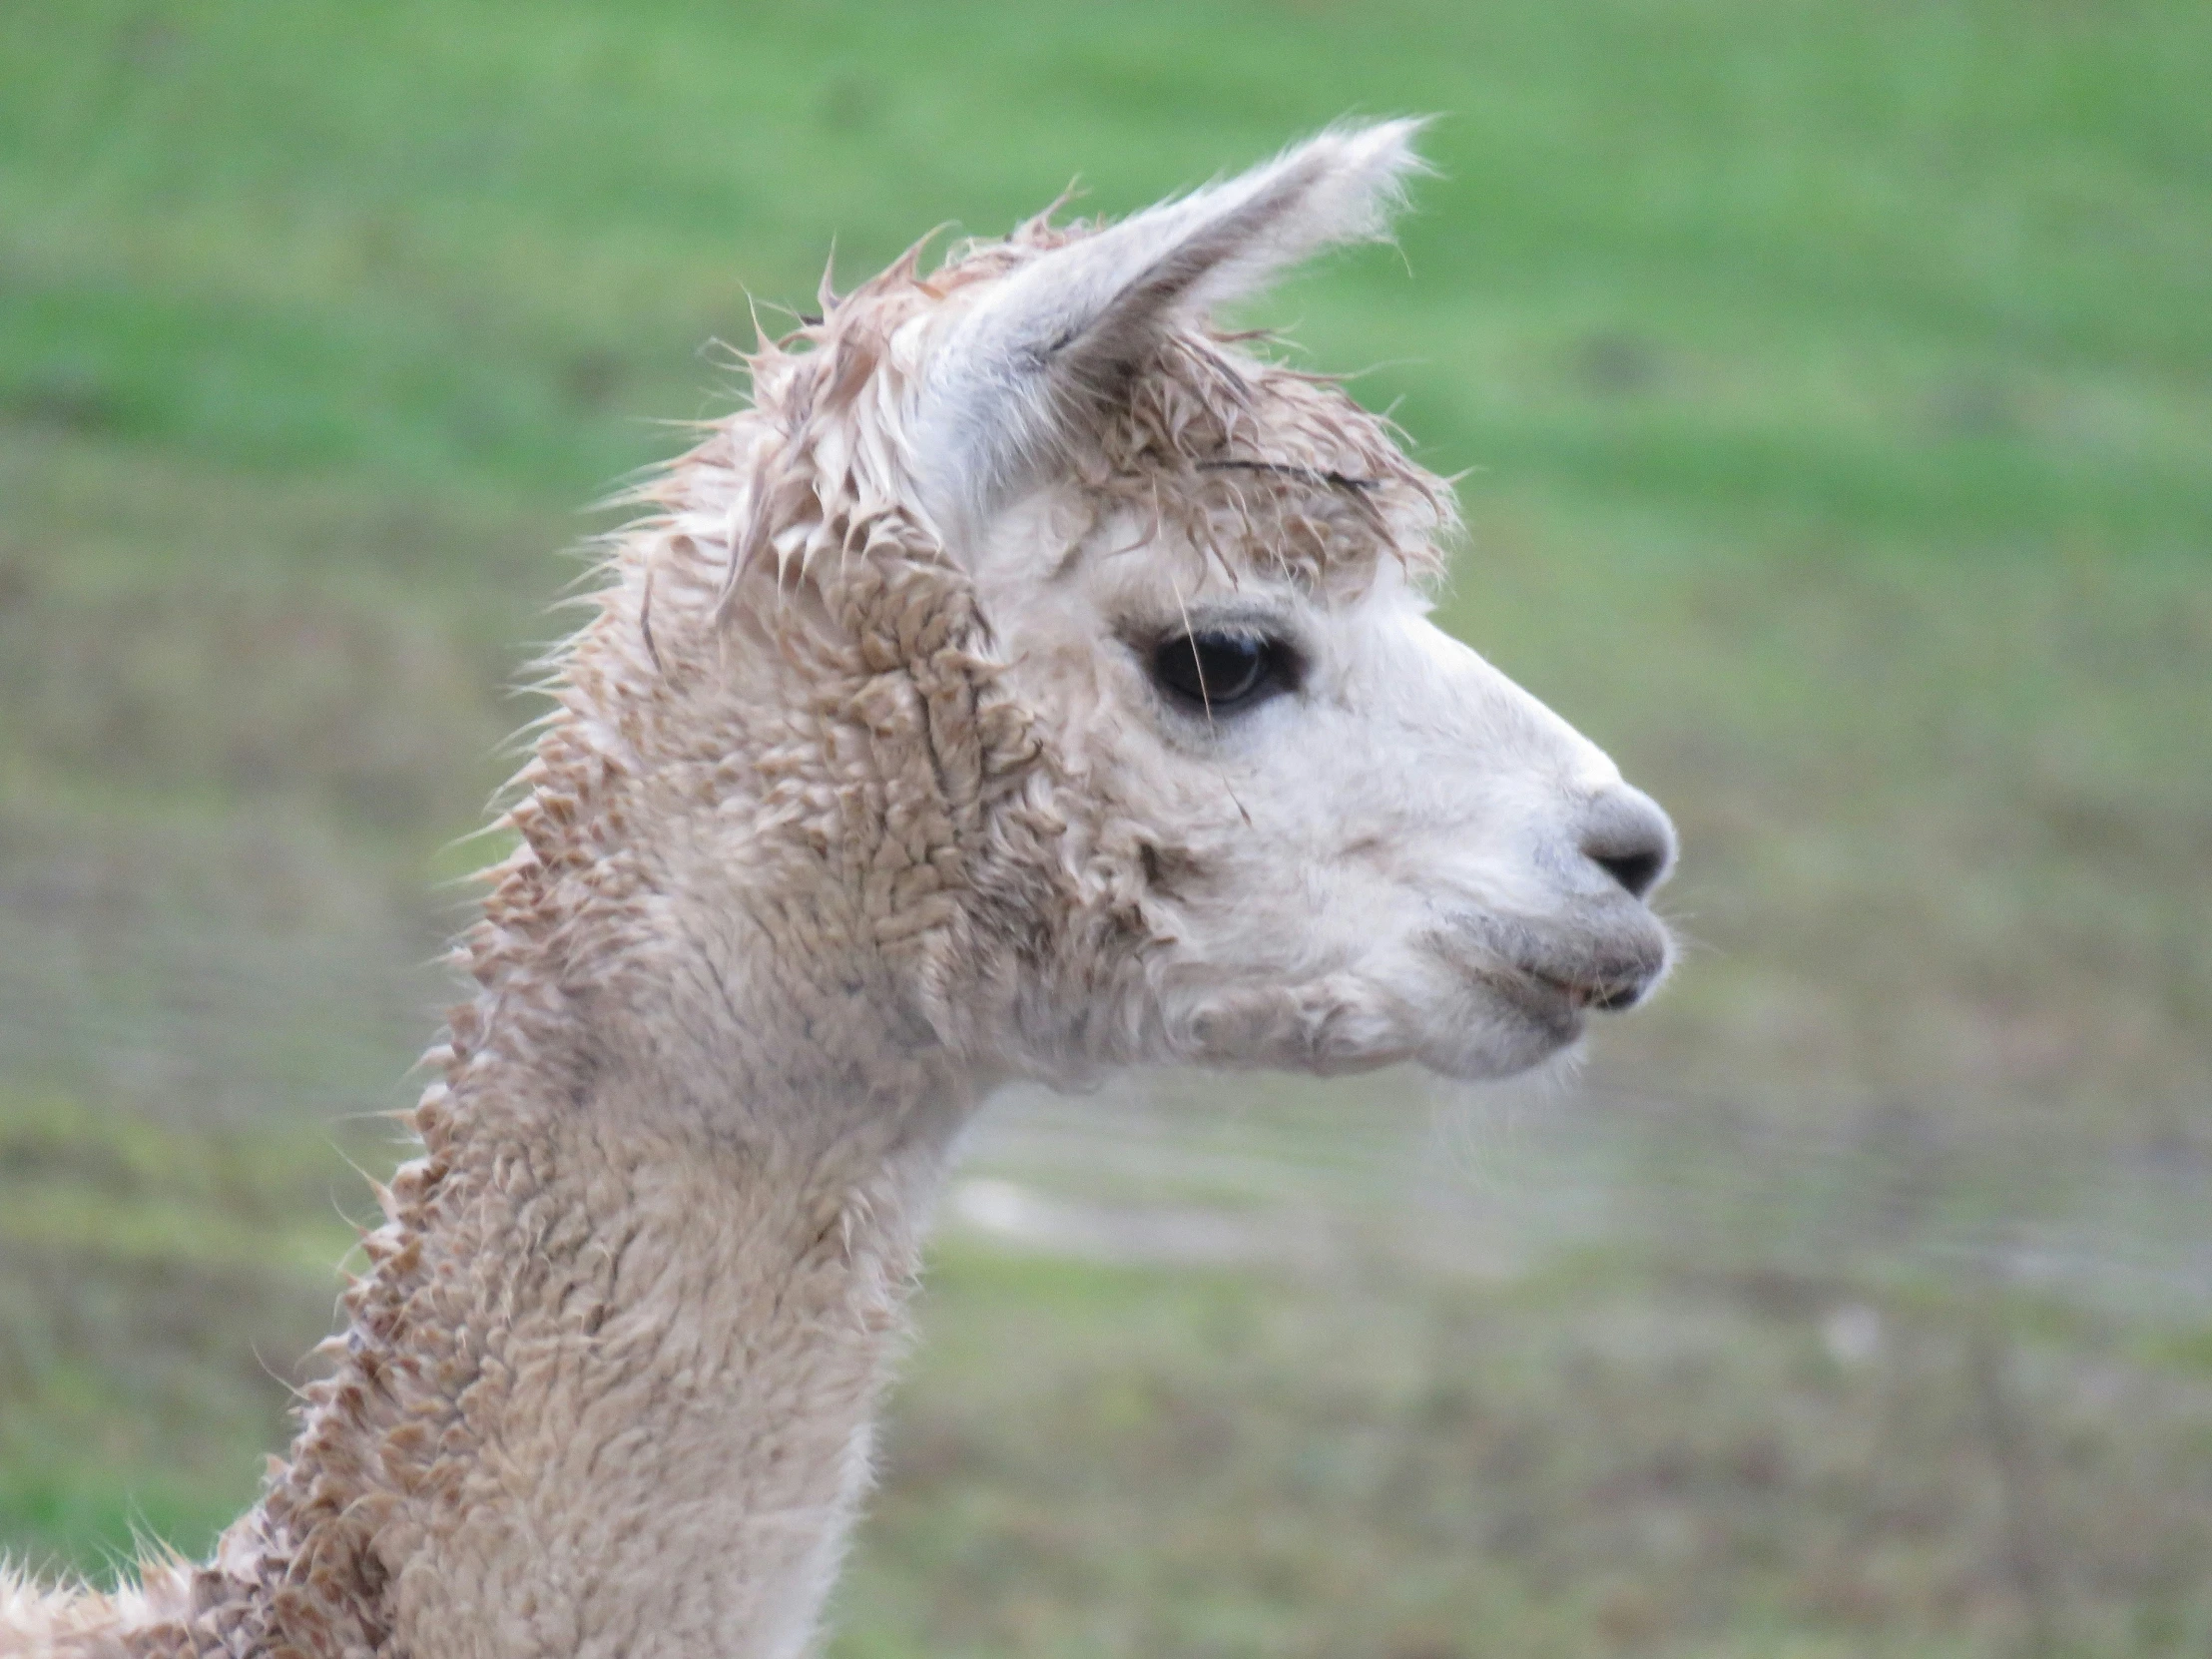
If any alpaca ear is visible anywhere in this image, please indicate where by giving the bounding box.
[915,120,1431,539]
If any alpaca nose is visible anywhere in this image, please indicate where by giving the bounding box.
[1578,785,1676,900]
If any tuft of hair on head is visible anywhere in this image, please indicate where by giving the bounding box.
[915,119,1433,543]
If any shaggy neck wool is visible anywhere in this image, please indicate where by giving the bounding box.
[22,285,1016,1659]
[205,1026,957,1659]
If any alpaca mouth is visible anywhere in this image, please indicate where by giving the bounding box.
[1462,962,1654,1066]
[1452,961,1590,1046]
[1522,964,1655,1014]
[1434,912,1670,1026]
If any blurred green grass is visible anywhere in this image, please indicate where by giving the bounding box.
[2,0,2209,1652]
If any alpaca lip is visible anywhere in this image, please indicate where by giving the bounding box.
[1434,915,1663,1021]
[1527,969,1591,1009]
[1525,967,1647,1014]
[1460,960,1589,1042]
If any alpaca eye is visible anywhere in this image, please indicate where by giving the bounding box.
[1149,631,1293,713]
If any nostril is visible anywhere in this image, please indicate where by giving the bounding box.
[1590,847,1663,900]
[1578,785,1676,901]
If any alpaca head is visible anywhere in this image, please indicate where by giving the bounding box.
[601,123,1672,1094]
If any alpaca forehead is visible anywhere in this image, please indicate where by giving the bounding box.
[974,484,1385,628]
[1053,340,1447,591]
[962,416,1444,609]
[1086,464,1425,596]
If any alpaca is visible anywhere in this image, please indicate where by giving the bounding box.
[2,122,1674,1659]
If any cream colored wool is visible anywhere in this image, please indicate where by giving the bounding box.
[3,123,1675,1659]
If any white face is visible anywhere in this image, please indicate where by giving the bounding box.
[905,122,1674,1082]
[974,497,1676,1083]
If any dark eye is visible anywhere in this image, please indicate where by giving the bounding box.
[1149,630,1296,713]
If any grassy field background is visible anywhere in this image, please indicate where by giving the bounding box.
[3,1,2209,1654]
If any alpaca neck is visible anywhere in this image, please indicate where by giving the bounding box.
[230,945,975,1659]
[174,517,1023,1658]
